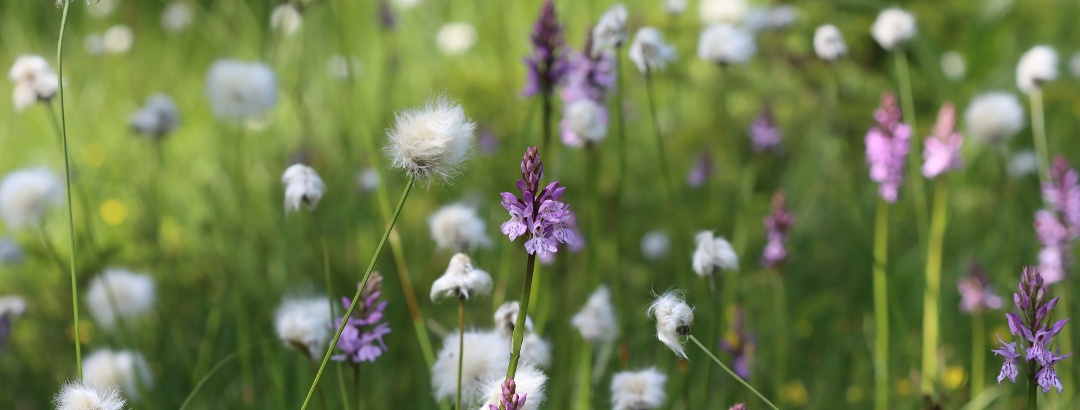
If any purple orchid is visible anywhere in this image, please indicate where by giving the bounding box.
[1035,157,1080,284]
[922,103,964,178]
[993,266,1072,394]
[761,191,794,268]
[500,147,575,258]
[332,272,391,363]
[719,306,755,379]
[523,0,569,98]
[1044,156,1080,237]
[488,377,527,410]
[686,150,714,188]
[957,262,1004,314]
[865,92,911,203]
[748,109,782,153]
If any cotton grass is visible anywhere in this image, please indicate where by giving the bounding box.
[81,349,153,401]
[274,297,333,359]
[0,167,63,230]
[53,381,125,410]
[84,269,156,332]
[385,96,476,182]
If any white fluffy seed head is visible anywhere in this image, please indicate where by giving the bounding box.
[640,230,671,261]
[564,99,608,145]
[1069,51,1080,80]
[270,4,303,36]
[281,164,325,214]
[0,295,27,318]
[813,24,846,62]
[629,27,677,74]
[161,2,194,33]
[521,333,552,368]
[385,96,476,182]
[964,91,1025,145]
[54,381,126,410]
[697,24,756,65]
[82,349,154,401]
[9,55,58,111]
[0,167,63,230]
[870,8,916,51]
[356,167,380,192]
[494,301,533,338]
[1008,150,1039,179]
[592,4,628,53]
[663,0,687,15]
[85,268,156,332]
[430,253,493,302]
[477,363,548,410]
[432,330,510,405]
[102,25,134,54]
[611,367,668,410]
[571,286,618,344]
[1017,45,1059,94]
[130,93,180,139]
[940,51,966,80]
[428,204,491,252]
[692,231,738,276]
[274,297,333,359]
[646,291,694,359]
[699,0,748,24]
[205,59,278,120]
[436,22,477,56]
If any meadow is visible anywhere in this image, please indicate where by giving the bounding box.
[1,0,1079,408]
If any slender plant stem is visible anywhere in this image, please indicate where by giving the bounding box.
[300,176,416,410]
[894,50,928,240]
[1030,89,1050,187]
[354,365,361,410]
[920,179,949,393]
[55,0,82,379]
[688,334,780,410]
[456,298,465,410]
[971,311,985,398]
[772,270,788,396]
[872,198,890,410]
[1028,374,1037,409]
[575,343,593,410]
[179,351,239,410]
[613,44,627,269]
[505,253,538,379]
[644,69,675,201]
[309,364,328,410]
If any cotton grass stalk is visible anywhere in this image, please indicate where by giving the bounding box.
[82,349,154,401]
[1017,46,1059,186]
[611,367,667,410]
[692,231,738,289]
[431,253,494,409]
[591,4,628,54]
[432,330,510,406]
[428,204,492,252]
[647,291,778,409]
[53,381,125,410]
[628,27,676,75]
[571,285,617,409]
[85,269,156,332]
[302,95,476,410]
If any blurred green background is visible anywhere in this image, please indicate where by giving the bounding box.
[2,0,1080,408]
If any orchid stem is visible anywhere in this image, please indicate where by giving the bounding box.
[506,253,538,380]
[920,179,949,393]
[300,176,415,410]
[688,334,780,410]
[872,198,890,410]
[1030,89,1050,187]
[894,50,928,241]
[971,311,985,397]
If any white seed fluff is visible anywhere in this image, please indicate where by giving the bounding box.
[205,59,278,121]
[611,367,668,410]
[385,96,476,182]
[1016,45,1059,94]
[571,285,618,344]
[476,363,548,410]
[629,27,677,74]
[813,24,846,62]
[0,295,27,318]
[85,268,156,332]
[161,2,194,33]
[130,93,180,139]
[692,231,739,277]
[281,164,325,214]
[520,333,552,369]
[270,4,303,36]
[640,230,671,261]
[964,92,1026,145]
[1069,51,1080,80]
[274,297,333,359]
[564,99,608,145]
[428,204,492,252]
[430,253,493,302]
[699,0,748,24]
[697,24,756,65]
[54,381,126,410]
[870,8,916,51]
[102,25,134,54]
[646,291,694,359]
[494,301,533,338]
[8,55,59,111]
[663,0,687,15]
[1008,150,1039,179]
[82,349,154,401]
[436,22,478,56]
[0,167,63,230]
[940,51,966,80]
[432,330,510,405]
[592,4,629,53]
[356,167,380,192]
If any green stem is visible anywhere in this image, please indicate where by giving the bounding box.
[772,270,788,397]
[688,334,780,410]
[895,50,928,242]
[872,198,890,410]
[541,90,552,153]
[354,365,361,410]
[179,351,239,410]
[613,44,627,271]
[971,311,985,398]
[1030,89,1050,187]
[55,0,81,379]
[505,253,538,380]
[575,343,593,410]
[1028,374,1037,410]
[920,179,949,393]
[300,176,415,410]
[456,298,465,410]
[644,68,675,201]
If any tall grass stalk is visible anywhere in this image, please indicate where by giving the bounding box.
[970,311,985,397]
[643,68,675,202]
[687,334,779,410]
[920,179,949,393]
[505,253,538,379]
[872,198,890,410]
[613,44,627,270]
[894,50,928,239]
[1029,89,1050,186]
[55,0,82,379]
[574,344,593,409]
[456,299,465,410]
[300,176,416,410]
